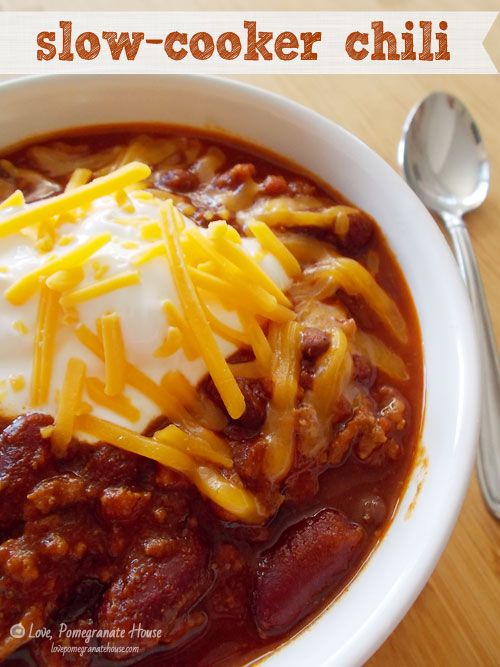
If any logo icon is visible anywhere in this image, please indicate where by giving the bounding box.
[10,624,25,639]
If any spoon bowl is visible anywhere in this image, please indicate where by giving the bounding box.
[399,91,500,519]
[399,92,490,216]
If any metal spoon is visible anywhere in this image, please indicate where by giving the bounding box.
[399,91,500,519]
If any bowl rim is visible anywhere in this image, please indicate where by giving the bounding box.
[0,73,481,667]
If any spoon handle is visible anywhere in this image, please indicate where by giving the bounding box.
[442,211,500,519]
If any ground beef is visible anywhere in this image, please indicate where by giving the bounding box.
[153,168,199,192]
[0,511,107,658]
[231,438,266,486]
[329,387,407,466]
[288,179,318,197]
[300,361,316,390]
[215,163,256,188]
[97,528,210,657]
[377,385,408,432]
[207,543,250,620]
[82,446,143,497]
[99,486,152,522]
[295,404,326,460]
[260,174,288,197]
[330,397,385,464]
[24,473,86,519]
[352,354,376,387]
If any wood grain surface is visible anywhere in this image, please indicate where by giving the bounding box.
[1,1,499,665]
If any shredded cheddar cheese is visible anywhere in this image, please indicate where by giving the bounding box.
[263,321,302,481]
[52,357,86,455]
[160,201,245,420]
[154,424,233,468]
[311,328,351,422]
[131,241,166,266]
[309,258,408,343]
[45,267,84,292]
[5,233,112,306]
[76,413,195,472]
[161,370,197,407]
[58,234,76,247]
[239,313,272,370]
[194,466,265,523]
[86,376,140,422]
[355,330,409,381]
[65,168,93,192]
[100,313,126,396]
[61,270,140,307]
[139,221,162,241]
[91,259,109,280]
[184,226,290,315]
[160,371,227,433]
[254,197,358,228]
[154,326,183,357]
[201,303,247,347]
[334,210,350,236]
[188,266,293,323]
[248,220,301,278]
[209,222,291,306]
[162,300,200,360]
[0,190,25,210]
[30,284,59,407]
[75,323,226,452]
[0,161,151,239]
[229,361,265,379]
[75,323,169,414]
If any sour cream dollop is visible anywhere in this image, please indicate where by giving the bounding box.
[0,191,291,430]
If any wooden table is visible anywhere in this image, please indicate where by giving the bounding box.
[1,0,499,664]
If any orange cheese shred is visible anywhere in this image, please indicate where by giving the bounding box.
[86,377,141,422]
[239,313,272,370]
[5,233,112,306]
[311,328,351,422]
[162,301,200,360]
[75,413,195,474]
[100,312,126,396]
[52,357,86,455]
[0,161,151,239]
[209,222,291,306]
[60,270,140,307]
[75,323,228,450]
[262,321,302,481]
[30,284,60,407]
[153,424,233,468]
[309,258,408,343]
[247,220,302,278]
[160,201,245,420]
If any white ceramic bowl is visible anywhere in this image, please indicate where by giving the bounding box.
[0,74,480,666]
